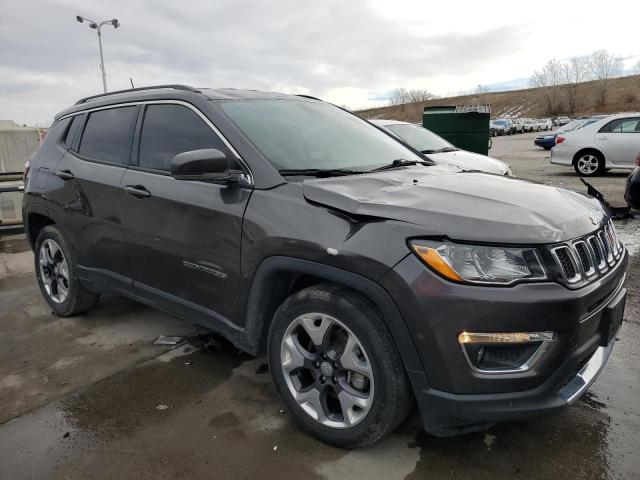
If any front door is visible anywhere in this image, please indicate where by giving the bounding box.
[595,117,640,167]
[119,102,252,325]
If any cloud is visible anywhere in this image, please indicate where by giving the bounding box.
[1,0,635,125]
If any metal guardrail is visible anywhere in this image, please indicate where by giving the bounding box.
[0,171,24,232]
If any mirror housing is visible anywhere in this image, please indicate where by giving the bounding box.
[170,149,244,183]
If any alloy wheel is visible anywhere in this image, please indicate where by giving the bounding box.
[576,154,600,175]
[280,313,374,429]
[39,239,70,303]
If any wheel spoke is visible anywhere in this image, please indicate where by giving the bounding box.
[337,389,371,426]
[339,333,371,378]
[295,387,328,423]
[282,336,307,374]
[58,259,70,282]
[299,315,333,347]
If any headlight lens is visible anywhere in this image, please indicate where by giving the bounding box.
[410,240,547,285]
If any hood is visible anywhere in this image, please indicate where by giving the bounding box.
[303,165,606,244]
[430,150,509,175]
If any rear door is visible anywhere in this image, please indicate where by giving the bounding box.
[595,117,640,167]
[51,105,138,290]
[119,102,252,324]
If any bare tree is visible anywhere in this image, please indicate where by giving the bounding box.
[588,50,624,106]
[562,56,588,114]
[530,59,563,115]
[388,88,435,106]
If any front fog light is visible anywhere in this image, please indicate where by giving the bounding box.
[458,331,554,372]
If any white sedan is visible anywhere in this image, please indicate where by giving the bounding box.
[550,113,640,176]
[369,119,512,176]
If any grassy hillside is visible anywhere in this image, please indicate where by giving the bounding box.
[356,75,640,122]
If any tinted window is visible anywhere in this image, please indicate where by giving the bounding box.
[64,115,84,149]
[600,118,640,133]
[138,104,229,171]
[78,107,137,164]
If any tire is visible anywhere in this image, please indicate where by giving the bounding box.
[34,225,99,316]
[573,151,605,177]
[268,284,412,448]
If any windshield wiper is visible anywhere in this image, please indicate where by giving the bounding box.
[278,168,364,178]
[421,147,458,154]
[370,158,432,172]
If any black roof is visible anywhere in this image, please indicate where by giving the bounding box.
[55,84,319,120]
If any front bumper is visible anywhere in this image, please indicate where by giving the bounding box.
[382,248,627,434]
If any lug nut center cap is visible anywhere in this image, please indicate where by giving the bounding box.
[320,361,333,377]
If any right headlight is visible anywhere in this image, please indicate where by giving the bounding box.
[409,240,547,286]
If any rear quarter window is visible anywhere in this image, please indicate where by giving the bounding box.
[78,106,138,164]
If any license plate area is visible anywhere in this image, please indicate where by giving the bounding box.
[601,289,626,346]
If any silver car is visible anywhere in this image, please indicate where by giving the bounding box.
[550,113,640,176]
[370,119,512,176]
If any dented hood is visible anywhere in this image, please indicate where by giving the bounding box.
[303,166,606,244]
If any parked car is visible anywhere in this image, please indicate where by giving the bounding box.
[555,116,571,126]
[551,113,640,176]
[492,119,511,135]
[536,119,553,131]
[624,153,640,210]
[534,118,601,150]
[370,119,512,176]
[511,118,525,134]
[489,122,497,137]
[24,85,627,447]
[523,118,537,132]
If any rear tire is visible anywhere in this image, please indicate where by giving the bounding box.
[268,284,412,448]
[573,151,605,177]
[34,225,99,316]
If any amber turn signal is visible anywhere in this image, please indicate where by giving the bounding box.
[411,245,463,282]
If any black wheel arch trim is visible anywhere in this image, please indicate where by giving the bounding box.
[243,255,425,373]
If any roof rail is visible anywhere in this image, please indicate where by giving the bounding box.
[296,94,322,101]
[75,84,202,105]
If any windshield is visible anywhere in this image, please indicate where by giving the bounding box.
[562,120,586,132]
[385,124,456,153]
[218,99,425,171]
[494,120,507,126]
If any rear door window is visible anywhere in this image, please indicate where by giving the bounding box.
[78,106,138,164]
[137,104,230,172]
[64,115,84,149]
[600,118,640,133]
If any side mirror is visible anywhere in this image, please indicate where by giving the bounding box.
[170,149,243,183]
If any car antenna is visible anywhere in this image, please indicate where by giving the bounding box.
[129,77,135,88]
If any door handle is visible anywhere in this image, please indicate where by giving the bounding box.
[55,170,74,181]
[123,185,151,199]
[597,136,608,141]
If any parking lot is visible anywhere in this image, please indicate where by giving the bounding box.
[1,131,638,480]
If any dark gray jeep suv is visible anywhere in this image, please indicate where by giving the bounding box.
[23,85,627,448]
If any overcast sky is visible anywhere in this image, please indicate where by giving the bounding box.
[1,0,638,125]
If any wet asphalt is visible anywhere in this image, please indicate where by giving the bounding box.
[0,132,639,479]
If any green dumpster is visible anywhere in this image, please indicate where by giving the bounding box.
[422,105,490,156]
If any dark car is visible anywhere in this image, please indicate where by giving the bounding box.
[23,85,627,448]
[625,154,640,210]
[535,132,557,150]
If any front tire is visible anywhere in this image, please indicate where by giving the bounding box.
[574,151,604,177]
[35,225,99,316]
[268,284,411,448]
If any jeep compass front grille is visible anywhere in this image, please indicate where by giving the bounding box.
[550,220,623,287]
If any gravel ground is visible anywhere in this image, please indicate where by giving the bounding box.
[0,132,638,480]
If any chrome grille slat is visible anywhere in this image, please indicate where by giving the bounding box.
[551,223,623,286]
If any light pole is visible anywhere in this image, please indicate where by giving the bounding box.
[76,15,120,93]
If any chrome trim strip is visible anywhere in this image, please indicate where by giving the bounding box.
[559,342,614,404]
[460,334,556,375]
[573,240,596,278]
[551,245,582,284]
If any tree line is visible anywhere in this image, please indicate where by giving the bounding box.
[530,50,627,115]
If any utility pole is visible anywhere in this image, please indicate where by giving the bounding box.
[76,16,120,93]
